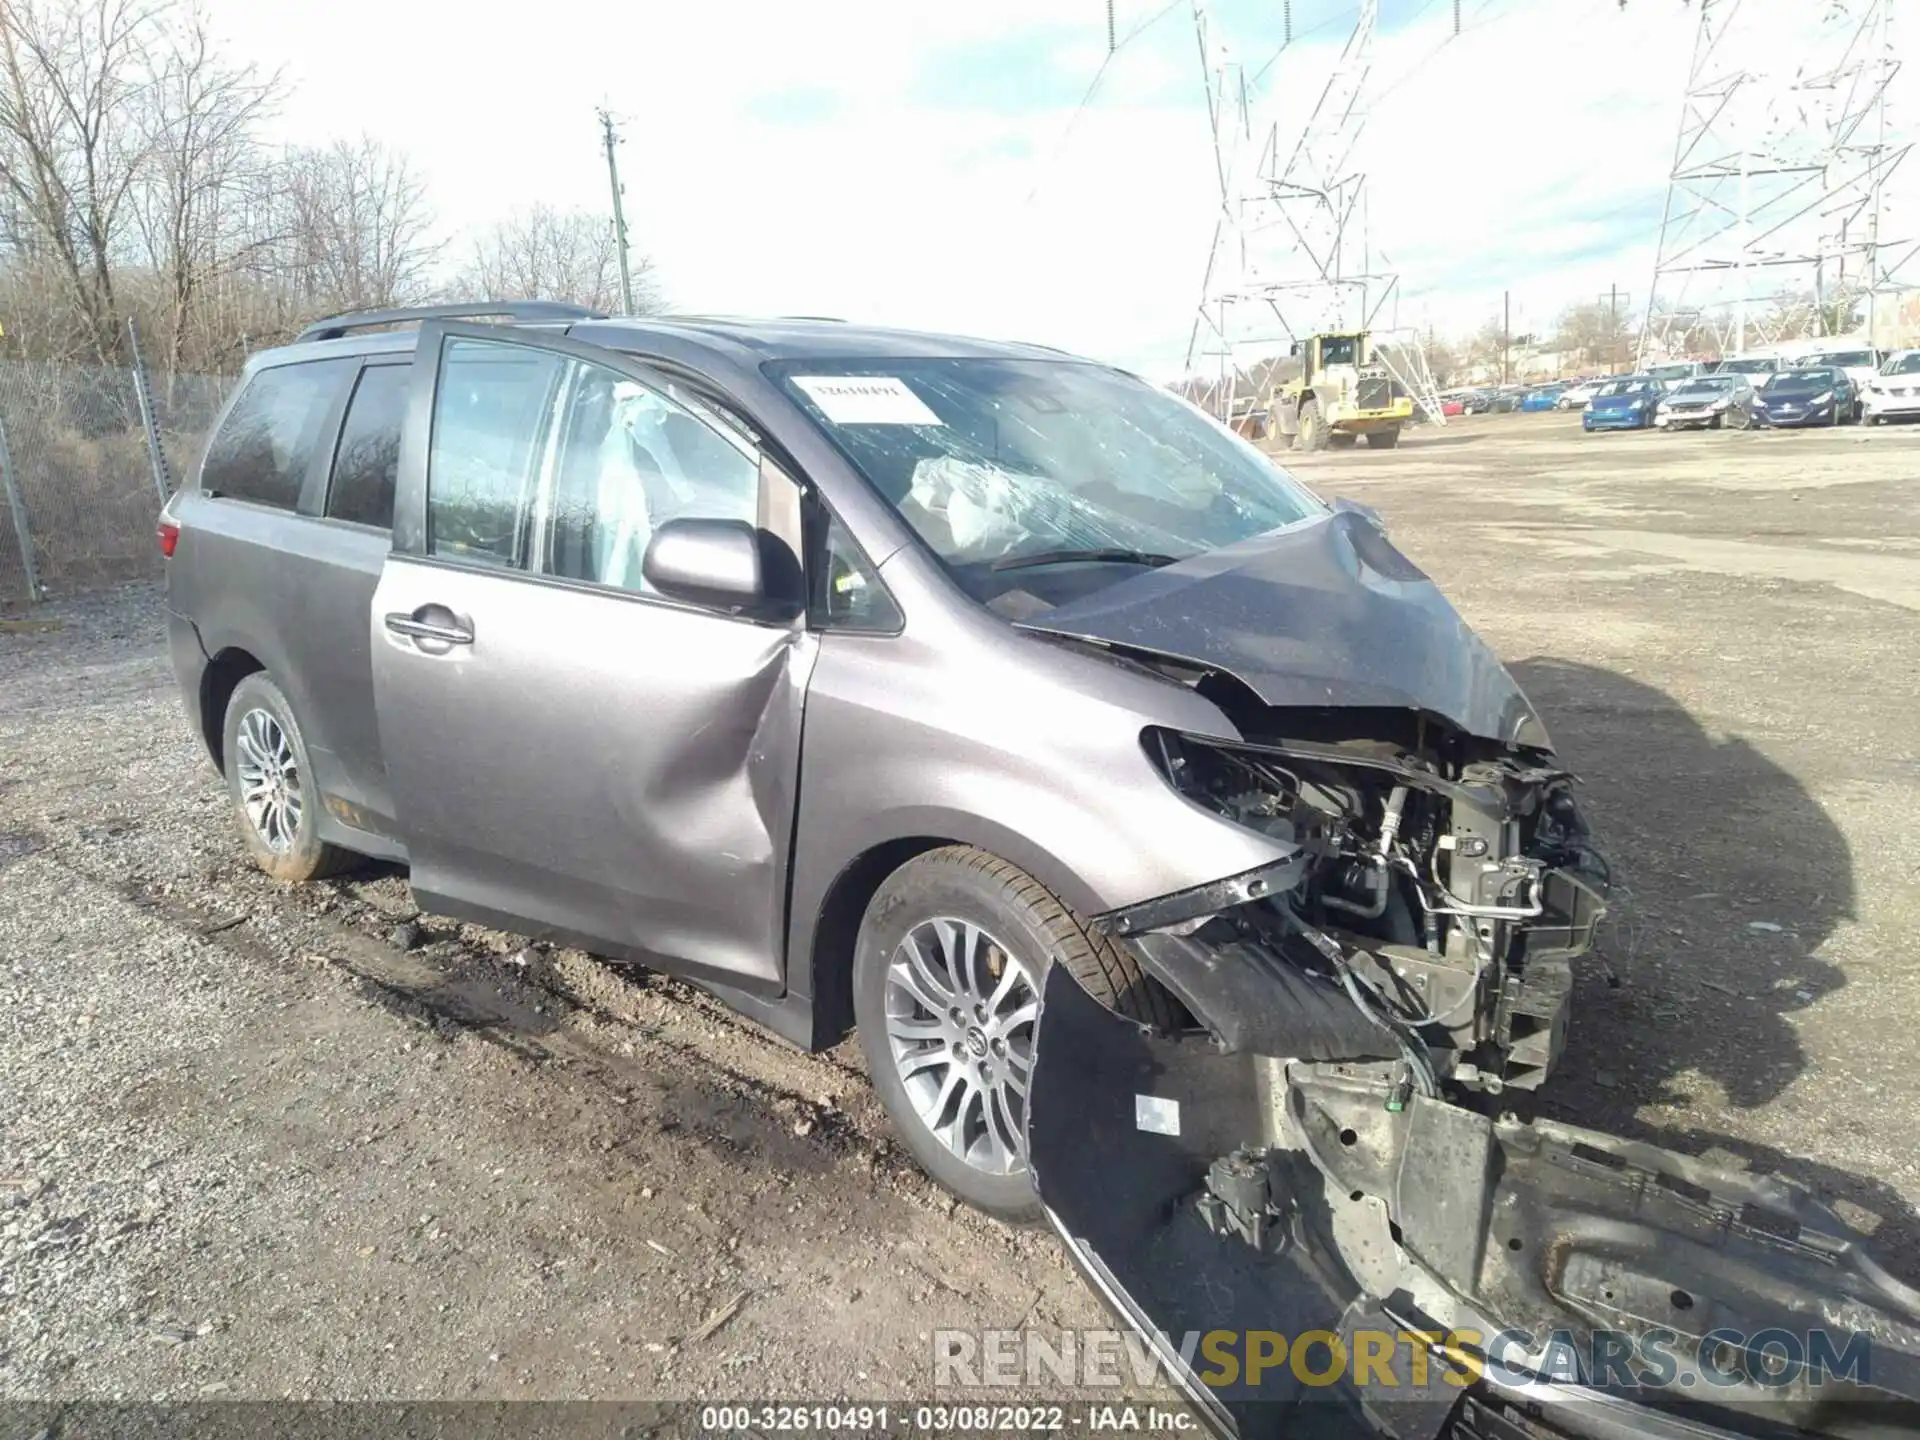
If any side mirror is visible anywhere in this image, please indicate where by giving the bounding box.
[1331,496,1386,531]
[642,518,765,612]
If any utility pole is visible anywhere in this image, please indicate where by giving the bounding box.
[1734,153,1748,356]
[1597,285,1630,372]
[598,107,636,315]
[1866,0,1891,344]
[1502,290,1510,386]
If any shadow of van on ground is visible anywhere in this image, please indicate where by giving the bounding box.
[1508,658,1920,1279]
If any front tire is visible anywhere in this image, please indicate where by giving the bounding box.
[853,847,1176,1219]
[1297,403,1327,452]
[222,673,355,884]
[1369,426,1401,449]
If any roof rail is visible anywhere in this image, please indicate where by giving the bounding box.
[295,301,606,344]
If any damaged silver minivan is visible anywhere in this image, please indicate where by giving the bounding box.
[163,304,1920,1438]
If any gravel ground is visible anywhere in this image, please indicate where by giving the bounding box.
[3,409,1918,1411]
[0,595,1113,1407]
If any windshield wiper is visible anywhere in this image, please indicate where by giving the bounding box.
[991,547,1185,572]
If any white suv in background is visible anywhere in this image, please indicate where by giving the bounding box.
[1862,350,1920,424]
[1795,346,1882,395]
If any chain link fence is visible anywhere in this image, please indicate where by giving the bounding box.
[0,359,234,607]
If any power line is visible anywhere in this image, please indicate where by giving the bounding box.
[1024,0,1186,205]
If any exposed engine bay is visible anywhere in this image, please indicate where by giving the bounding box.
[1120,722,1610,1098]
[1025,710,1920,1440]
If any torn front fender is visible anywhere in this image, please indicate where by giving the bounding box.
[1029,963,1920,1440]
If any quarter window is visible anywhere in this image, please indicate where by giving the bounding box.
[325,363,410,529]
[543,360,760,595]
[426,337,566,568]
[812,511,901,632]
[202,358,356,508]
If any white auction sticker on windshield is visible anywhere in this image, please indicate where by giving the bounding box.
[792,375,943,426]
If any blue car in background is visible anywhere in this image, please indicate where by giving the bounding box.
[1753,366,1859,427]
[1582,376,1665,431]
[1518,385,1565,411]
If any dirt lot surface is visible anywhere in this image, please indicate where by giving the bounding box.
[3,411,1918,1410]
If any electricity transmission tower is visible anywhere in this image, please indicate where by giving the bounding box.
[1183,0,1445,425]
[1639,0,1909,364]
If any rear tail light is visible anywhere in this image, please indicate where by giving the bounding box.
[157,520,180,558]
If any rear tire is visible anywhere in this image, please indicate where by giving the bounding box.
[1327,433,1359,449]
[853,846,1177,1220]
[221,673,356,884]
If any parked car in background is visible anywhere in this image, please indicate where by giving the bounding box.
[1457,388,1493,414]
[1793,346,1882,394]
[1489,385,1529,413]
[1556,378,1604,409]
[1440,395,1466,417]
[1862,350,1920,424]
[1754,365,1857,426]
[1581,376,1664,431]
[1646,360,1707,384]
[1518,385,1564,412]
[1715,354,1780,379]
[1654,373,1758,430]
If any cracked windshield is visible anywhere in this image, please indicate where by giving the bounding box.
[773,360,1324,585]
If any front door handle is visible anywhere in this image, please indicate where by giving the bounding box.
[384,611,473,647]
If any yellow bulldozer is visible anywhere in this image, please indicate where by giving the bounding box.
[1262,330,1414,451]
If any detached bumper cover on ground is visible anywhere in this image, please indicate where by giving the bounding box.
[1028,958,1920,1440]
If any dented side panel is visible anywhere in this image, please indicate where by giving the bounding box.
[372,555,813,991]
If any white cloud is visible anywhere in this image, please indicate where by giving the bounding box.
[203,0,1917,373]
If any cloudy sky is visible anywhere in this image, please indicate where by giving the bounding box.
[203,0,1914,377]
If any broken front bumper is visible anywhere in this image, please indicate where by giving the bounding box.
[1028,962,1920,1440]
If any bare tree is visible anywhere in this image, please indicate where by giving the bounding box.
[1418,334,1461,388]
[0,0,160,360]
[457,203,657,313]
[1555,300,1636,372]
[1463,315,1508,378]
[268,137,439,314]
[126,4,281,370]
[1,0,645,370]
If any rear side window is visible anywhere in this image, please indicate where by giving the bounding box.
[427,337,566,568]
[325,364,410,529]
[202,358,356,508]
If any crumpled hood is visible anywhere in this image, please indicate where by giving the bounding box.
[1018,508,1550,749]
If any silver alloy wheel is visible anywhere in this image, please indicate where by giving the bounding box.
[235,707,302,854]
[883,917,1039,1177]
